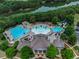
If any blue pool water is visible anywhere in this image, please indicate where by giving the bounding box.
[32,25,50,34]
[51,26,63,33]
[9,25,30,40]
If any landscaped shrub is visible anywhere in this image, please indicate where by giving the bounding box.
[13,41,19,49]
[6,47,17,58]
[20,46,34,59]
[46,45,58,59]
[0,40,9,51]
[61,48,74,59]
[5,41,19,58]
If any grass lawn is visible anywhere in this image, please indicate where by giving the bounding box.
[74,14,79,25]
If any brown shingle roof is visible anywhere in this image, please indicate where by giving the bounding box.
[53,39,64,48]
[31,34,50,50]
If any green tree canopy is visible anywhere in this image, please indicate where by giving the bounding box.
[65,14,74,25]
[61,48,74,59]
[13,41,19,49]
[52,16,60,25]
[64,25,74,36]
[20,46,34,59]
[68,34,77,45]
[62,25,76,45]
[46,45,58,59]
[6,47,17,58]
[0,40,9,51]
[60,33,69,40]
[5,41,19,58]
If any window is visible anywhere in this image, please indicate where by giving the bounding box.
[43,50,46,53]
[35,50,38,53]
[39,50,42,53]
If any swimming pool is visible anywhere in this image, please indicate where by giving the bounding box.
[31,24,50,34]
[51,26,63,33]
[9,25,30,40]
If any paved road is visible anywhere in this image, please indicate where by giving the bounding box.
[75,26,79,45]
[76,32,79,45]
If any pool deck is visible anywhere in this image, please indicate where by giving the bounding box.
[3,31,14,44]
[3,22,64,45]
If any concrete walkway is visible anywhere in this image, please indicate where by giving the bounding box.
[0,50,6,58]
[64,42,79,59]
[0,56,21,59]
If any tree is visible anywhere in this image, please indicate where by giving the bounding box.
[46,45,58,59]
[64,25,74,36]
[65,14,74,25]
[52,16,60,25]
[15,16,23,24]
[68,34,77,45]
[5,41,19,58]
[61,48,74,59]
[6,47,17,58]
[64,25,76,45]
[60,33,69,40]
[13,41,19,49]
[30,16,36,23]
[0,40,9,51]
[20,46,34,59]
